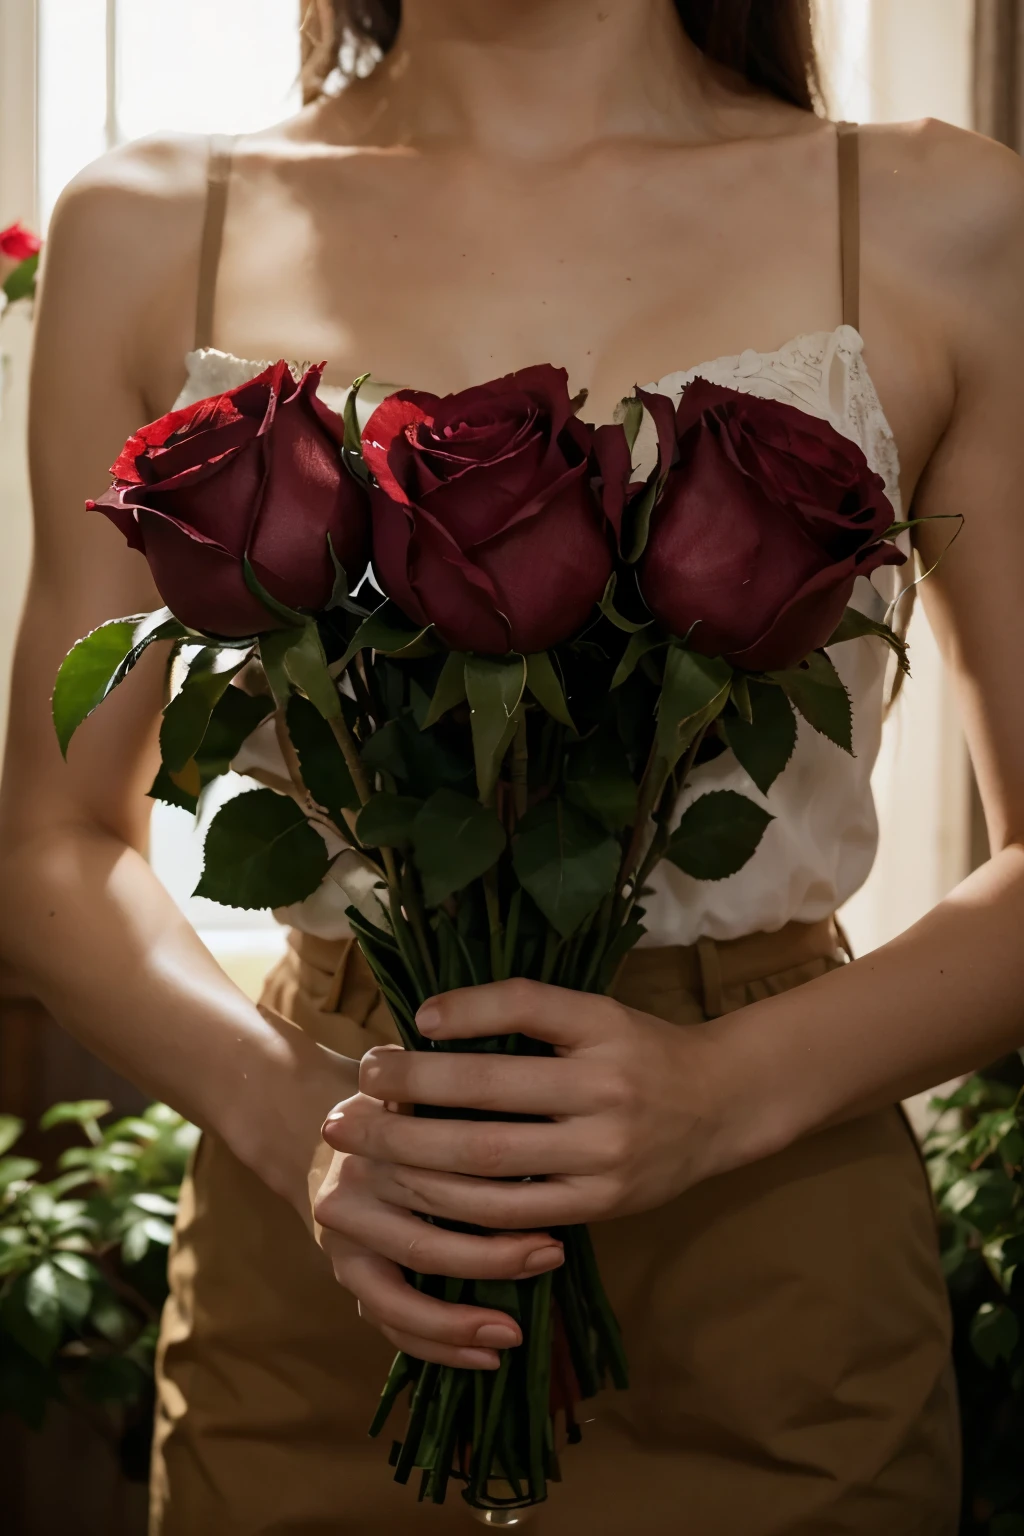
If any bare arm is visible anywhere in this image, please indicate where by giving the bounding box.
[0,139,352,1204]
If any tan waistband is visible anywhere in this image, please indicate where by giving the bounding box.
[285,916,844,1023]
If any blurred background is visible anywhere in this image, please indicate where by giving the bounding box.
[0,0,1017,1529]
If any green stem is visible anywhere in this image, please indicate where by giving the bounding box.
[401,863,439,997]
[483,869,506,982]
[511,711,529,821]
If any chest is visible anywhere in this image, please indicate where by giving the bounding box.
[175,135,951,502]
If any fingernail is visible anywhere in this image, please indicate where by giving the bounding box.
[461,1349,501,1369]
[474,1323,520,1349]
[523,1246,564,1274]
[321,1107,345,1132]
[416,1005,441,1035]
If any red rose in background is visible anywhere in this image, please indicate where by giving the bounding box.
[362,366,619,655]
[91,361,369,637]
[0,222,41,264]
[637,380,904,671]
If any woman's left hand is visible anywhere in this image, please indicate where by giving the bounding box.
[321,979,761,1230]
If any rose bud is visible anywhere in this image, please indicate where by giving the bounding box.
[90,361,369,636]
[362,366,620,655]
[0,220,42,265]
[636,379,905,671]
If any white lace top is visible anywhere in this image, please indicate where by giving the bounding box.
[173,324,906,947]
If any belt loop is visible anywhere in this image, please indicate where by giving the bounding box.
[322,939,354,1015]
[696,936,724,1020]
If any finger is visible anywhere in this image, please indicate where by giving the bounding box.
[315,1179,564,1280]
[359,1047,614,1117]
[323,1240,524,1354]
[415,978,624,1050]
[373,1320,504,1372]
[366,1160,611,1229]
[324,1094,607,1178]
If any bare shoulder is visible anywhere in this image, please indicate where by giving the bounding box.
[39,134,212,404]
[860,119,1024,330]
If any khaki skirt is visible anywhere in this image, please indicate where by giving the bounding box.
[150,922,960,1535]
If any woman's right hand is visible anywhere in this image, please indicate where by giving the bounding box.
[309,1084,565,1370]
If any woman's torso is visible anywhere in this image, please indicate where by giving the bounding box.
[156,98,957,946]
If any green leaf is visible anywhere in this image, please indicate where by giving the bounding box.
[656,648,733,773]
[362,712,474,797]
[970,1302,1020,1368]
[465,655,527,802]
[827,604,910,676]
[130,1192,178,1218]
[285,625,343,721]
[525,652,575,729]
[1,1267,62,1364]
[0,1115,24,1158]
[512,800,620,939]
[565,734,638,832]
[772,652,853,755]
[721,682,798,796]
[160,648,250,773]
[242,557,305,628]
[286,694,359,820]
[2,251,39,304]
[0,1157,40,1190]
[598,574,648,635]
[342,373,372,485]
[39,1100,111,1131]
[355,793,422,849]
[337,601,430,671]
[412,790,507,907]
[53,609,187,756]
[623,477,660,564]
[610,627,665,689]
[620,396,644,455]
[50,1264,92,1324]
[195,789,330,909]
[665,791,774,882]
[150,687,274,813]
[421,652,468,729]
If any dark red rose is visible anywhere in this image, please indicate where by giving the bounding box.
[637,380,905,671]
[362,366,619,655]
[0,221,41,263]
[90,361,369,636]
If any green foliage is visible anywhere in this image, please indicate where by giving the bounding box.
[52,610,190,757]
[2,251,40,304]
[720,682,798,796]
[924,1063,1024,1534]
[0,1100,196,1466]
[771,651,853,755]
[665,791,774,882]
[512,800,620,939]
[159,647,251,773]
[656,648,733,776]
[465,655,527,802]
[149,685,273,815]
[412,790,507,908]
[287,694,359,821]
[195,788,330,908]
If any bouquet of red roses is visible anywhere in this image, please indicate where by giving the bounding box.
[55,357,909,1518]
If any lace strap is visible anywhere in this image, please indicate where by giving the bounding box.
[194,134,237,351]
[836,122,861,333]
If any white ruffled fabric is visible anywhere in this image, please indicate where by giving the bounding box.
[173,327,906,947]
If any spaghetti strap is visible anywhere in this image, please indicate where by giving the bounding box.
[836,121,861,333]
[194,134,237,352]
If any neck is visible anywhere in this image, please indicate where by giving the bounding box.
[339,0,723,157]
